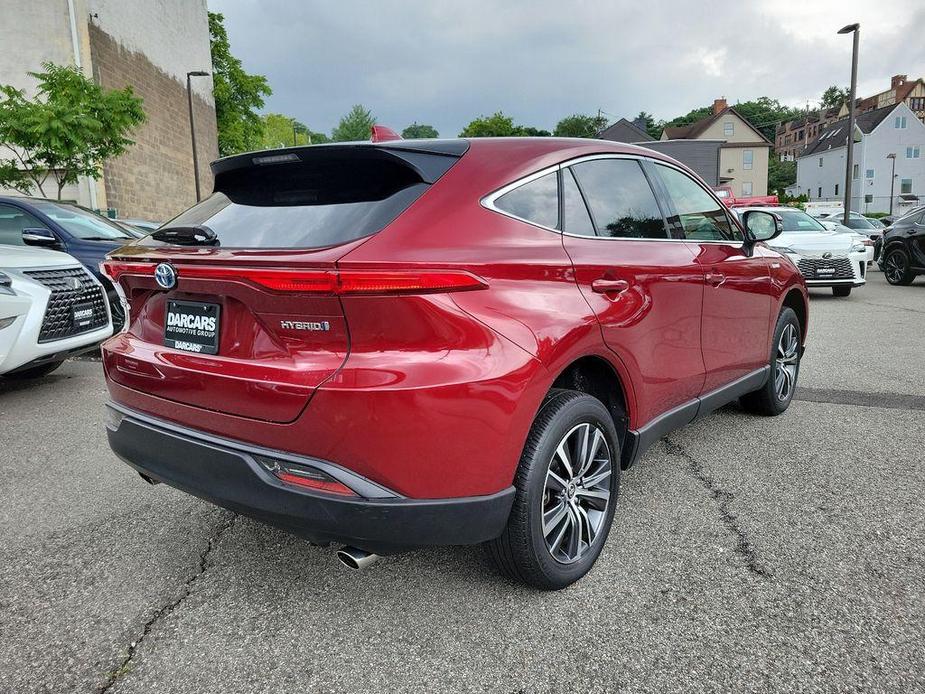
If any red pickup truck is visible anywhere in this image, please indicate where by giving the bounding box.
[713,185,778,208]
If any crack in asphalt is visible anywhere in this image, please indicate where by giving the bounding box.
[854,299,925,315]
[664,438,772,579]
[97,512,236,694]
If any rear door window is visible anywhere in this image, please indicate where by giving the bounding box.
[654,164,742,242]
[568,159,668,239]
[493,172,559,229]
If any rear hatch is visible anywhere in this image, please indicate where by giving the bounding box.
[103,141,467,422]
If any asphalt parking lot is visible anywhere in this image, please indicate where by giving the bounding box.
[1,271,923,694]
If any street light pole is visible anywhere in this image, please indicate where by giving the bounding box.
[887,153,897,215]
[838,23,860,226]
[186,70,210,202]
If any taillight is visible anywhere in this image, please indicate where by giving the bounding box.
[255,456,357,496]
[100,259,157,282]
[100,261,487,295]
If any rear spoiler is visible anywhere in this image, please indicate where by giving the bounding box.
[211,140,469,186]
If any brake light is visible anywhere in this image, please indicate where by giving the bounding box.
[99,261,487,295]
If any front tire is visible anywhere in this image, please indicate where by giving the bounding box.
[884,249,915,285]
[485,390,620,590]
[832,286,852,297]
[740,307,801,416]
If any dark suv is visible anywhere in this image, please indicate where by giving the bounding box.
[0,197,135,328]
[879,207,925,284]
[101,138,808,589]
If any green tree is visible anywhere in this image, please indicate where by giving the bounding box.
[259,113,311,149]
[458,112,551,137]
[209,11,271,156]
[402,122,439,139]
[331,104,376,142]
[0,62,145,199]
[554,113,608,138]
[634,111,661,139]
[820,85,849,110]
[307,130,330,144]
[768,156,796,193]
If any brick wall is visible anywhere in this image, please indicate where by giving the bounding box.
[88,25,218,222]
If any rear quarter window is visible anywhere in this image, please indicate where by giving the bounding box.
[492,172,559,229]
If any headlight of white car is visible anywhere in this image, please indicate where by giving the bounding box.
[850,243,865,253]
[768,245,796,255]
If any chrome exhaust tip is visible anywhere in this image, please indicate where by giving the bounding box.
[336,546,379,570]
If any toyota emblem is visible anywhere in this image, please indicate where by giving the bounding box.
[154,263,177,290]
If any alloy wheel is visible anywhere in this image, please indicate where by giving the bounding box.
[885,253,905,284]
[775,323,799,401]
[542,423,612,564]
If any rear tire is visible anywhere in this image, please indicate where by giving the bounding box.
[485,389,620,590]
[884,249,915,285]
[832,286,852,297]
[740,307,800,417]
[4,360,64,379]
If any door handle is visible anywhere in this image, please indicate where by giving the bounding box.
[705,271,726,287]
[591,278,630,294]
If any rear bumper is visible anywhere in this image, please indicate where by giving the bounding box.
[105,403,515,554]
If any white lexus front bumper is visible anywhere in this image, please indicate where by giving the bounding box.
[785,250,868,288]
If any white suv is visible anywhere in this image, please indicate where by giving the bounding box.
[736,206,868,297]
[1,246,113,378]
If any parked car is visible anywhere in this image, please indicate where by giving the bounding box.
[115,218,161,238]
[881,205,924,227]
[0,245,112,378]
[712,185,779,208]
[817,219,875,262]
[0,197,135,329]
[735,206,868,296]
[879,207,925,285]
[817,211,883,240]
[101,138,807,589]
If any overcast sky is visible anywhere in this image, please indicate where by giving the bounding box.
[208,0,925,137]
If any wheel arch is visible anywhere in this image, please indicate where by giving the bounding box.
[548,354,631,459]
[781,287,808,342]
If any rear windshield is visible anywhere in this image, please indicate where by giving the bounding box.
[154,148,458,249]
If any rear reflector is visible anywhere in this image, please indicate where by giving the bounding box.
[101,260,487,295]
[255,456,357,496]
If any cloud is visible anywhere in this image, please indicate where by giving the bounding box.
[209,0,925,137]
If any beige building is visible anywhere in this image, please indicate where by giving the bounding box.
[0,0,218,221]
[661,99,771,197]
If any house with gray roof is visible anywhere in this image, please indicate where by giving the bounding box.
[795,103,925,214]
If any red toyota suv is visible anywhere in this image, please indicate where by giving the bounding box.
[101,138,807,589]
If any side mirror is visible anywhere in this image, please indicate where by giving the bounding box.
[22,228,59,248]
[742,210,783,243]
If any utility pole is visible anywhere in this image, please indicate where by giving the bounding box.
[186,70,210,202]
[838,23,860,226]
[887,153,897,215]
